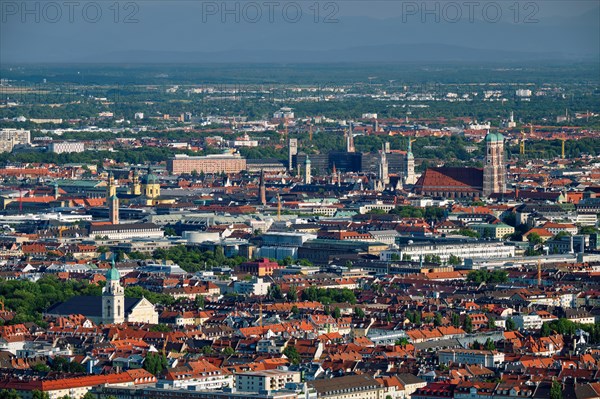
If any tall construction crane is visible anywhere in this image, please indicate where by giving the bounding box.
[560,138,567,159]
[409,138,417,150]
[58,226,69,239]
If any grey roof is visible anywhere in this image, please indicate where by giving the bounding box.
[89,223,160,232]
[308,374,380,394]
[45,295,141,318]
[397,373,425,386]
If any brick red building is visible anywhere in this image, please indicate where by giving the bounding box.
[239,258,281,277]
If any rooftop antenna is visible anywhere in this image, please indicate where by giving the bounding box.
[520,131,525,155]
[19,186,23,214]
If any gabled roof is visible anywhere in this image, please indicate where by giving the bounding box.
[414,167,483,192]
[46,296,142,318]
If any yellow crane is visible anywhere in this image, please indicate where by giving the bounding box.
[283,117,289,142]
[560,138,567,159]
[519,131,526,155]
[162,333,169,357]
[58,226,69,239]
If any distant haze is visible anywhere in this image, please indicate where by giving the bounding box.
[1,1,598,63]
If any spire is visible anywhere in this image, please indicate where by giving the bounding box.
[346,122,355,152]
[304,157,312,184]
[106,253,120,281]
[106,172,116,198]
[259,169,266,206]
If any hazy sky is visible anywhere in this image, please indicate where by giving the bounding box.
[1,1,598,63]
[337,0,598,18]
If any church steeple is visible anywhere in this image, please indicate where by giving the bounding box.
[106,172,117,198]
[131,169,141,195]
[483,132,506,197]
[258,169,266,206]
[304,157,312,184]
[102,255,125,324]
[142,166,160,199]
[378,143,389,185]
[109,193,119,225]
[404,138,416,185]
[346,122,355,153]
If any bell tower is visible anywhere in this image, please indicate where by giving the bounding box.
[142,167,160,199]
[304,157,312,184]
[483,132,506,197]
[106,172,116,198]
[403,138,416,185]
[131,169,141,195]
[102,257,125,324]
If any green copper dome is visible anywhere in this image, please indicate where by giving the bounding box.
[485,132,504,142]
[106,258,120,280]
[106,267,120,281]
[142,173,159,184]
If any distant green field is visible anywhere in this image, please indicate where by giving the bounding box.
[2,62,599,85]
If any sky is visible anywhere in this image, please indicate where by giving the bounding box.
[1,1,599,63]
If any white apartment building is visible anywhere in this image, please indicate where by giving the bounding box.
[48,141,85,154]
[469,223,515,239]
[236,370,301,392]
[359,203,396,214]
[512,313,543,330]
[381,240,515,264]
[233,277,271,296]
[0,129,30,152]
[516,89,532,97]
[159,360,233,391]
[438,349,504,368]
[89,223,164,240]
[575,213,597,227]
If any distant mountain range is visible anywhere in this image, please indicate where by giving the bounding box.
[89,44,569,64]
[2,4,598,63]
